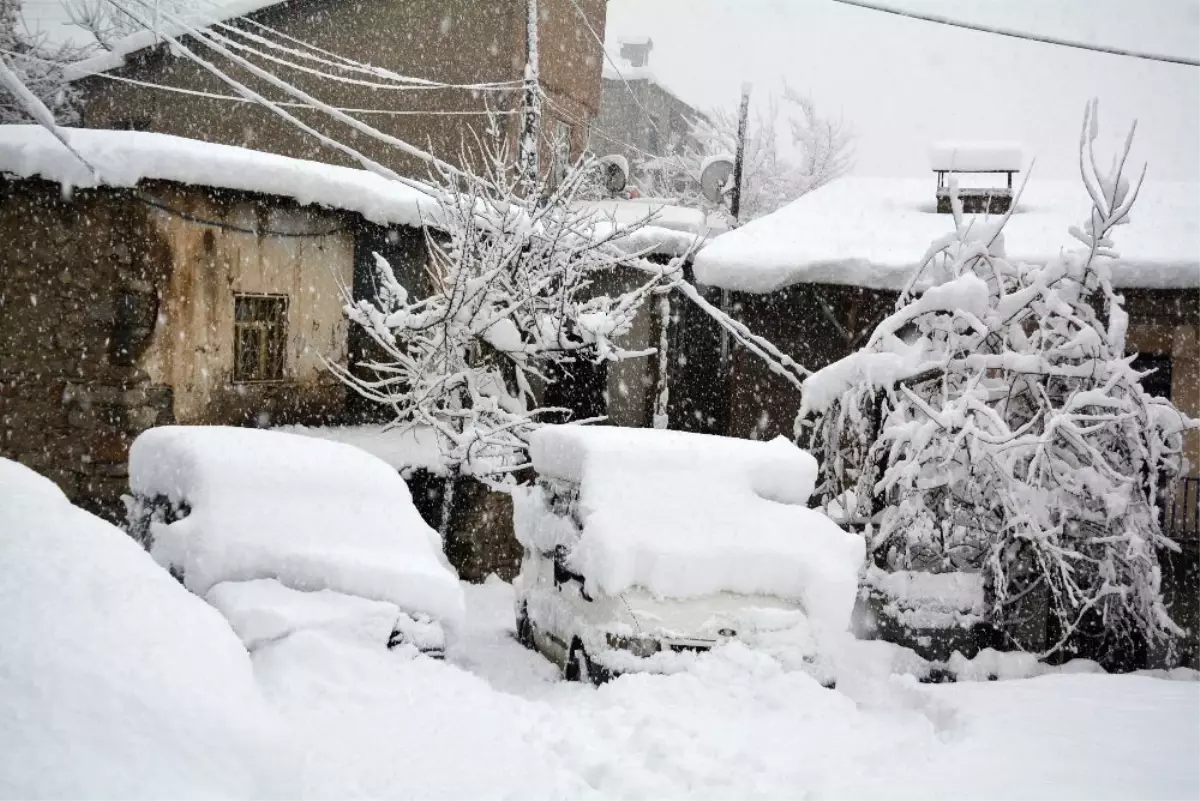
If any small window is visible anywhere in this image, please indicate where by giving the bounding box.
[233,294,288,382]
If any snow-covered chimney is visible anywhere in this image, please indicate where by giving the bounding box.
[619,37,653,68]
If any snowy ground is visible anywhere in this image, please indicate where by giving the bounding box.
[250,579,1199,800]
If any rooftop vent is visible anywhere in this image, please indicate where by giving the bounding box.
[930,141,1023,214]
[618,36,653,68]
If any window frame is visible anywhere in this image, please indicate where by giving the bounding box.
[232,293,290,384]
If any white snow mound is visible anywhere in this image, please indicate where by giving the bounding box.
[0,457,291,799]
[130,426,464,630]
[929,141,1023,172]
[0,125,440,229]
[527,426,864,633]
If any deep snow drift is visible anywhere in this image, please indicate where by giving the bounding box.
[0,458,291,799]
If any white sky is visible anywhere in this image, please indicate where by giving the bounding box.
[604,0,1200,180]
[20,0,1200,181]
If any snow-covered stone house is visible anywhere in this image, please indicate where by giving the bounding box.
[68,0,607,183]
[0,126,438,520]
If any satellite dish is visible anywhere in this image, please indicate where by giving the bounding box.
[598,155,629,195]
[700,155,735,204]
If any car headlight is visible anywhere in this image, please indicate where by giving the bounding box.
[605,632,661,658]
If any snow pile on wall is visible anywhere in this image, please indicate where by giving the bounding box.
[274,423,448,475]
[0,457,291,798]
[694,176,1200,292]
[574,198,710,257]
[526,426,864,633]
[130,426,464,629]
[0,125,440,229]
[929,141,1023,172]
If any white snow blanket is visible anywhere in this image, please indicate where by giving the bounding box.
[573,198,711,257]
[206,578,407,651]
[526,426,864,633]
[0,125,440,229]
[694,176,1200,292]
[930,141,1023,172]
[0,457,291,798]
[130,426,464,629]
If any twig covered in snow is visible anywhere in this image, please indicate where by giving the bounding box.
[329,117,684,478]
[802,100,1195,665]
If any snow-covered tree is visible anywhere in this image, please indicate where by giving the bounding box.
[801,100,1194,664]
[0,0,80,124]
[330,119,680,480]
[637,84,853,222]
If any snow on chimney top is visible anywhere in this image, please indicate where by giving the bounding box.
[619,37,654,68]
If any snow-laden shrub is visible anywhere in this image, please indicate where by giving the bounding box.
[802,100,1195,662]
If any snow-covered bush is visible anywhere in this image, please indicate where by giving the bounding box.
[802,101,1194,663]
[0,457,292,797]
[334,120,681,478]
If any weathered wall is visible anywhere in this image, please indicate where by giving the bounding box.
[138,183,353,425]
[0,179,360,520]
[80,0,606,182]
[0,180,173,520]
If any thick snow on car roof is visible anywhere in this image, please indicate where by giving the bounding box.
[694,176,1200,293]
[526,426,864,633]
[129,426,464,628]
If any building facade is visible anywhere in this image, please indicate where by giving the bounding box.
[75,0,606,182]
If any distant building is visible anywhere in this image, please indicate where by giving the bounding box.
[69,0,607,182]
[589,37,705,167]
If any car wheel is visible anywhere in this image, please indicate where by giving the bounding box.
[515,602,534,648]
[567,640,612,686]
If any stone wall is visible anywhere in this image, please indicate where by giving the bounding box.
[0,180,174,520]
[0,179,361,520]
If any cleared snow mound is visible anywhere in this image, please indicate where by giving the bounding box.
[130,426,464,630]
[526,426,864,634]
[0,458,291,799]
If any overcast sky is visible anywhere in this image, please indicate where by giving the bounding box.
[604,0,1200,180]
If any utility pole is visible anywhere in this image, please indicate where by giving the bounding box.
[518,0,542,195]
[729,82,752,224]
[718,83,752,424]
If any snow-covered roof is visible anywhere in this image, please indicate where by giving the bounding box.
[0,126,440,229]
[523,426,864,632]
[930,142,1023,172]
[573,198,713,257]
[694,176,1200,293]
[64,0,287,79]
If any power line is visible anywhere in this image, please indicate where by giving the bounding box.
[134,192,347,238]
[829,0,1200,67]
[91,69,521,115]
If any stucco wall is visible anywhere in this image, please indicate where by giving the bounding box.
[138,184,353,425]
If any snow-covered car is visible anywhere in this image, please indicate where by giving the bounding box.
[127,426,464,657]
[512,426,864,684]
